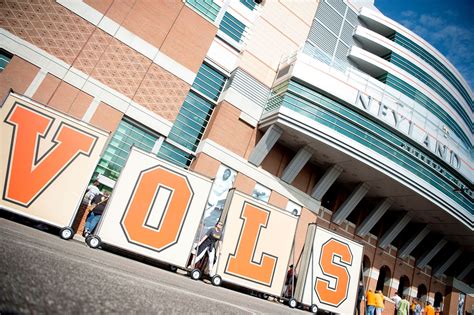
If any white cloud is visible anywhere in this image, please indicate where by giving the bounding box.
[398,12,473,91]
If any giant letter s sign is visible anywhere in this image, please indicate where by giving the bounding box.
[298,226,363,314]
[315,238,352,306]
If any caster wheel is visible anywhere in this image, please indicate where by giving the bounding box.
[169,265,178,272]
[59,227,74,240]
[86,235,101,249]
[190,268,202,280]
[288,298,298,308]
[262,293,269,300]
[310,304,318,313]
[211,275,222,286]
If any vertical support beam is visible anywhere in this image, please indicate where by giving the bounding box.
[378,213,411,249]
[332,182,370,225]
[248,125,283,166]
[356,198,393,237]
[294,224,316,301]
[398,226,430,259]
[457,262,474,280]
[433,248,462,277]
[281,146,312,184]
[311,164,343,200]
[416,238,447,269]
[24,68,48,97]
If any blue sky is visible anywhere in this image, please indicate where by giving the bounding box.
[375,0,474,91]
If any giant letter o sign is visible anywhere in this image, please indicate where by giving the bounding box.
[121,165,193,252]
[315,238,353,307]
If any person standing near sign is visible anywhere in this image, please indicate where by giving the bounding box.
[375,290,385,315]
[283,264,297,298]
[194,222,223,276]
[83,180,100,205]
[397,295,410,315]
[424,302,435,315]
[392,292,402,314]
[355,281,364,315]
[366,289,376,315]
[83,191,110,237]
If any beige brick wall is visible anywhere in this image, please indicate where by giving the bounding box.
[0,56,39,99]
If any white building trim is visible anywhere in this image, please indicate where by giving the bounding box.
[24,68,48,97]
[82,97,101,123]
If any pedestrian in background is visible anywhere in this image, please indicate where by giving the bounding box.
[83,191,110,237]
[83,180,100,205]
[375,290,385,315]
[366,289,376,315]
[397,295,410,315]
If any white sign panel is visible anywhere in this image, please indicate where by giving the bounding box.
[96,147,212,268]
[0,92,108,228]
[300,227,363,313]
[215,191,298,296]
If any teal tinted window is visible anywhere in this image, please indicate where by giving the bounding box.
[269,80,472,213]
[0,50,13,72]
[158,142,194,168]
[219,12,246,43]
[94,120,158,181]
[240,0,256,10]
[389,32,473,111]
[164,63,227,154]
[192,63,227,101]
[168,92,214,151]
[377,73,471,148]
[186,0,221,21]
[388,52,471,130]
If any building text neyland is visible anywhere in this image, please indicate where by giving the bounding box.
[355,92,472,199]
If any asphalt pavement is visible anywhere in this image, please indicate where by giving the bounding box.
[0,216,309,314]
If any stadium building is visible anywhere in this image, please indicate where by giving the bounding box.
[0,0,472,313]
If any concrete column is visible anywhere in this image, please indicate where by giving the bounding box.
[397,226,430,259]
[311,164,343,201]
[433,248,462,277]
[356,198,393,237]
[281,146,312,184]
[378,213,411,249]
[457,261,474,280]
[248,125,283,166]
[416,238,447,269]
[332,182,370,225]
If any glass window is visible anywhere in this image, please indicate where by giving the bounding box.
[186,0,221,21]
[390,32,472,110]
[192,63,227,101]
[0,49,13,72]
[240,0,256,10]
[158,142,194,168]
[219,12,246,43]
[164,63,227,153]
[93,119,159,182]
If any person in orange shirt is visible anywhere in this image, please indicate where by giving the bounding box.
[366,289,376,315]
[375,290,385,315]
[424,301,435,315]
